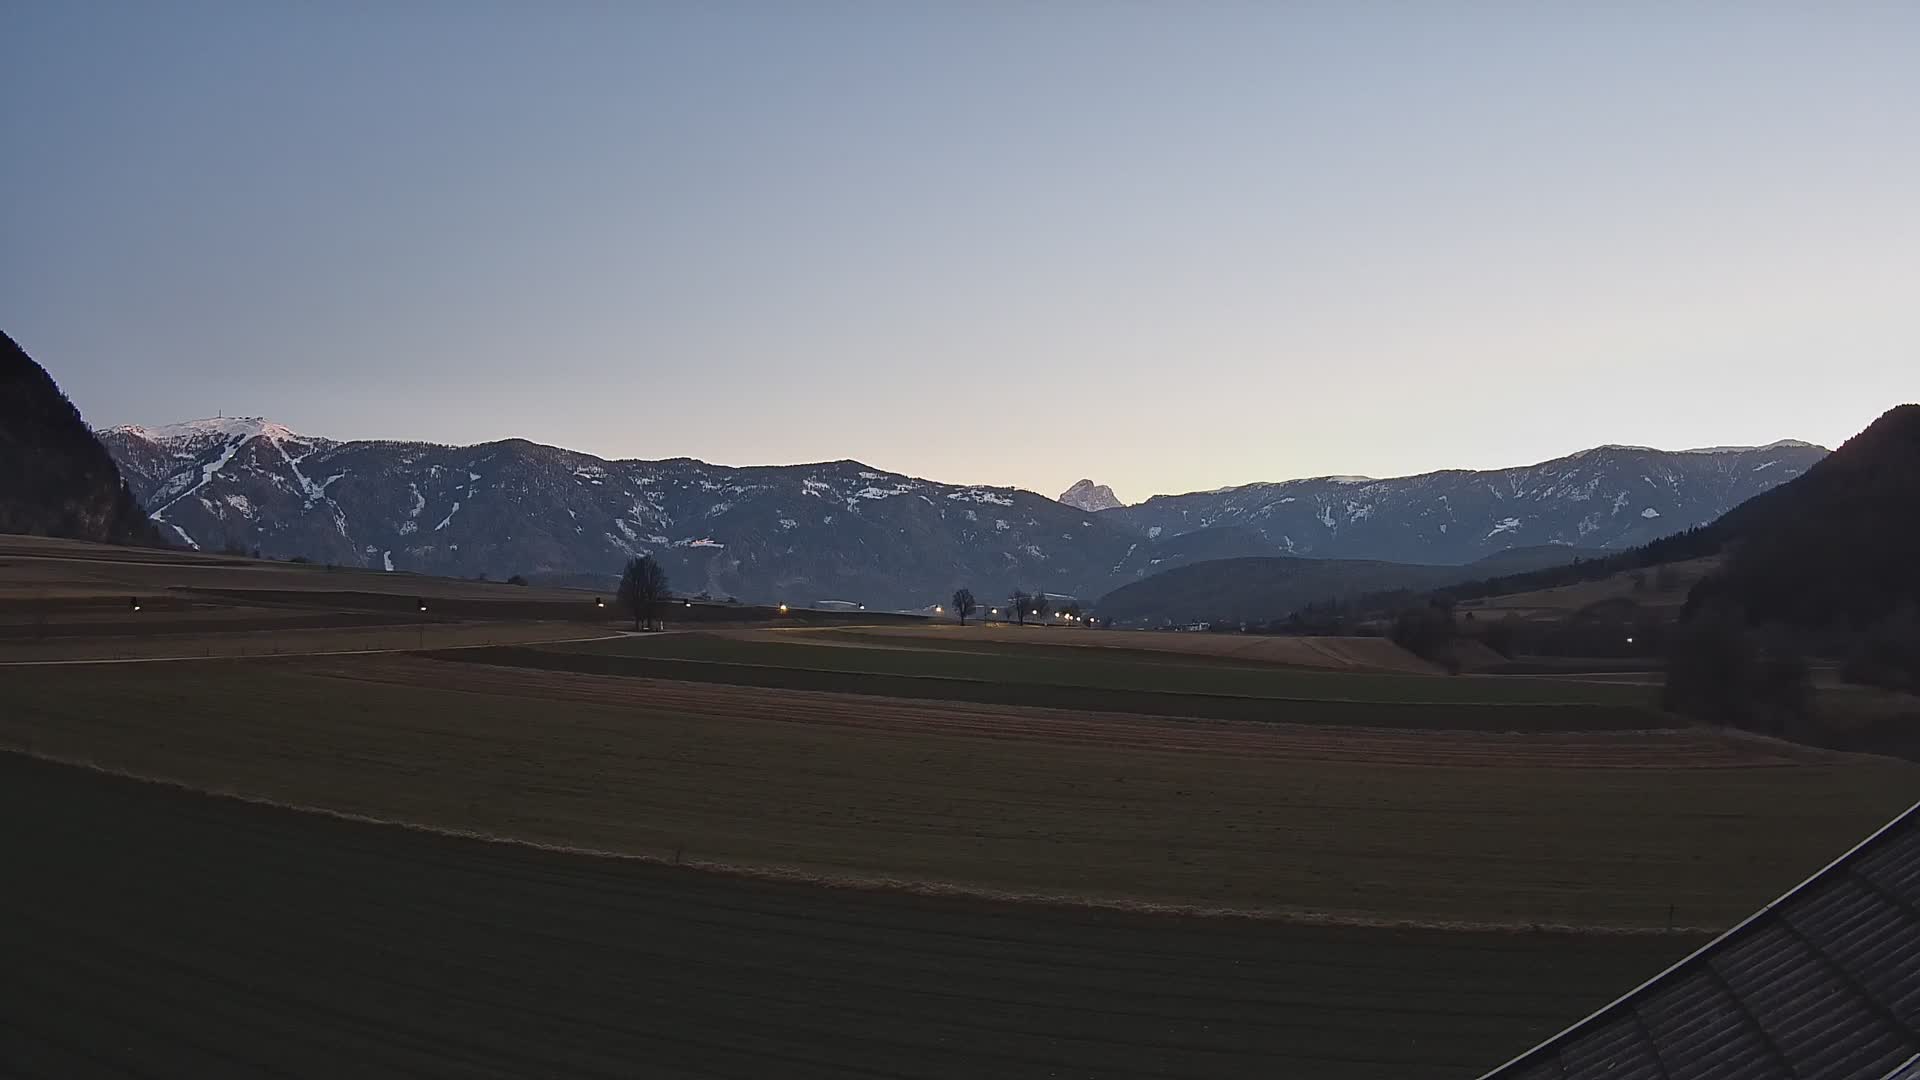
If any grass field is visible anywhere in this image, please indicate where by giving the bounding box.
[476,643,1663,732]
[0,536,921,662]
[3,655,1911,929]
[0,753,1701,1079]
[6,537,1916,1077]
[786,622,1453,672]
[560,630,1661,706]
[1453,556,1723,619]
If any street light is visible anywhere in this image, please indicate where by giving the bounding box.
[779,603,789,613]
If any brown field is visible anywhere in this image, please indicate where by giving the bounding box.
[1454,555,1723,619]
[780,622,1451,672]
[0,620,618,662]
[1,752,1699,1079]
[4,653,1912,930]
[0,533,596,600]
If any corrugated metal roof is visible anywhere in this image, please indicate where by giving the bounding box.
[1482,800,1920,1080]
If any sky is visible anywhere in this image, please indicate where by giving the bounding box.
[4,2,1916,503]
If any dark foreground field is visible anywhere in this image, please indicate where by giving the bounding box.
[0,753,1695,1079]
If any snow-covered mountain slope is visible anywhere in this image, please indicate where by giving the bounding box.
[100,420,1147,608]
[1097,442,1828,564]
[1058,479,1122,513]
[101,419,1824,607]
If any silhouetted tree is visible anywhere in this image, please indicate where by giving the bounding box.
[1654,565,1682,593]
[1030,591,1051,622]
[1842,607,1920,693]
[1482,616,1522,659]
[1663,603,1810,735]
[1391,600,1460,673]
[618,556,671,631]
[951,587,976,625]
[507,574,529,586]
[1009,589,1030,626]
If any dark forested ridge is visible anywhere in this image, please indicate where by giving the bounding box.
[0,331,160,546]
[1691,404,1920,628]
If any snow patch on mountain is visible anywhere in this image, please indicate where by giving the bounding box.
[947,488,1015,507]
[108,417,306,447]
[150,433,248,516]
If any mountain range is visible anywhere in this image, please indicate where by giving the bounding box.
[1103,441,1826,564]
[98,417,1826,610]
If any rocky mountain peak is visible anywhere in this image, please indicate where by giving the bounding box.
[1059,479,1122,513]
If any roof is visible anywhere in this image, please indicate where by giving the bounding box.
[1482,799,1920,1080]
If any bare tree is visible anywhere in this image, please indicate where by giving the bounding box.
[951,587,977,626]
[1009,589,1030,626]
[1030,590,1051,623]
[618,555,671,631]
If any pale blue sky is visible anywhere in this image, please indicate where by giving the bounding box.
[4,2,1915,501]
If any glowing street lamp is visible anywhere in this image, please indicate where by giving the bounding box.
[779,603,789,614]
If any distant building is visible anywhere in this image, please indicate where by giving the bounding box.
[813,599,864,611]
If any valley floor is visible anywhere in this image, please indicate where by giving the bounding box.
[4,542,1915,1077]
